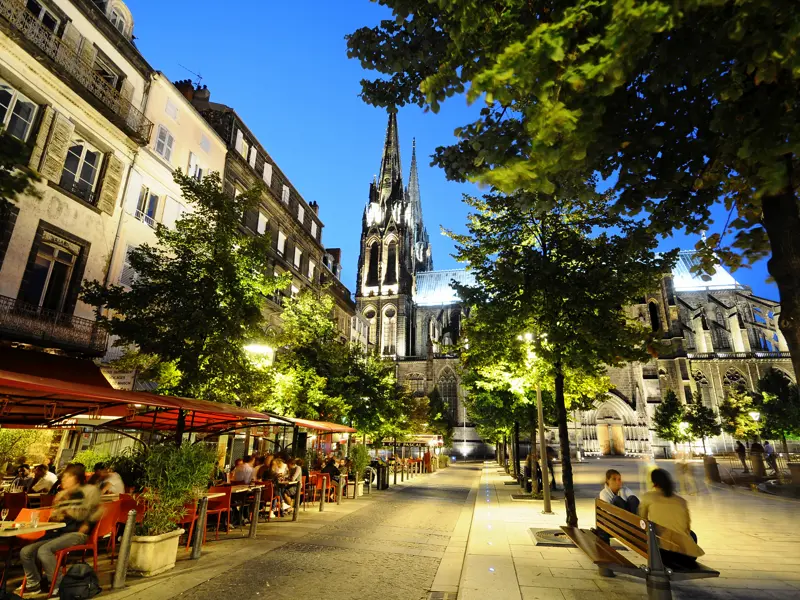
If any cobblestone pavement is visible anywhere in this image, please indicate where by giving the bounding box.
[173,464,479,600]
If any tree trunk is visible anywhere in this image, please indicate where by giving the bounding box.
[555,366,578,527]
[530,406,538,496]
[781,434,789,457]
[761,159,800,380]
[702,437,706,454]
[513,421,521,479]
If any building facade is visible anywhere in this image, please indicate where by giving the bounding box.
[356,115,796,458]
[0,0,153,357]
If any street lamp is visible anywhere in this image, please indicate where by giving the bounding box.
[748,411,761,422]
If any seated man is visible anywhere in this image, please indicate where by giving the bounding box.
[599,469,640,514]
[281,458,304,512]
[30,464,58,494]
[93,463,125,495]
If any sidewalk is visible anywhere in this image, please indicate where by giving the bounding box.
[452,461,800,600]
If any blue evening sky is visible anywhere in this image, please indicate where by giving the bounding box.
[126,0,777,301]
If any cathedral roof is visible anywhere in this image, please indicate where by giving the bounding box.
[672,251,741,291]
[415,269,476,306]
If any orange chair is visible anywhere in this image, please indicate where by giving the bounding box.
[176,501,198,551]
[38,495,54,508]
[205,486,232,540]
[3,492,27,521]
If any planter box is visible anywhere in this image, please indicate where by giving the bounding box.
[129,528,184,577]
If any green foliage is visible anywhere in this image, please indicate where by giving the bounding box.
[756,368,800,442]
[139,443,216,537]
[0,429,53,470]
[719,387,761,440]
[349,444,370,477]
[685,400,721,450]
[107,446,148,489]
[653,390,689,445]
[346,0,800,387]
[72,449,112,472]
[0,132,39,222]
[82,171,288,404]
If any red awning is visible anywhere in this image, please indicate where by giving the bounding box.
[0,368,284,433]
[286,417,356,433]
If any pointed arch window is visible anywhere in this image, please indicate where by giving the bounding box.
[384,241,397,285]
[648,302,661,332]
[436,369,459,423]
[382,305,397,355]
[366,242,379,286]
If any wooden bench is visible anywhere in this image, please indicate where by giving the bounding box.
[561,499,719,600]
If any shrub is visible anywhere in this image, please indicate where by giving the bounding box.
[349,444,370,478]
[139,443,216,537]
[108,446,148,490]
[72,449,112,472]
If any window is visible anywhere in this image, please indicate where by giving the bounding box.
[384,241,397,285]
[135,187,159,228]
[19,232,80,313]
[307,259,315,281]
[406,374,426,396]
[262,162,272,186]
[199,134,211,153]
[311,221,317,240]
[241,139,250,162]
[93,55,119,88]
[257,212,268,235]
[297,205,305,224]
[248,147,257,169]
[187,152,204,181]
[119,245,137,287]
[109,8,127,34]
[291,285,299,298]
[293,246,302,269]
[0,81,37,142]
[155,125,174,161]
[277,231,286,255]
[234,129,244,155]
[59,140,102,202]
[648,302,660,332]
[165,98,178,120]
[25,0,59,32]
[366,241,379,286]
[436,369,459,422]
[281,184,290,204]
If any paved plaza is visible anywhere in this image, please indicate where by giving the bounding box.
[101,460,800,600]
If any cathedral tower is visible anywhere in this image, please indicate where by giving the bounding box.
[356,114,431,357]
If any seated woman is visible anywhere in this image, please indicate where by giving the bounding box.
[599,469,639,514]
[638,468,704,569]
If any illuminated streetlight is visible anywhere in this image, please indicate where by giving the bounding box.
[244,343,275,367]
[748,411,761,422]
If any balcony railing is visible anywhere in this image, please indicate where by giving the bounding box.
[0,0,153,143]
[0,294,108,354]
[687,351,791,360]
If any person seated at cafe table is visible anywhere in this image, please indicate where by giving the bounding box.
[321,458,341,484]
[30,464,58,494]
[11,464,34,492]
[92,463,125,495]
[280,458,304,512]
[17,463,102,596]
[232,455,256,485]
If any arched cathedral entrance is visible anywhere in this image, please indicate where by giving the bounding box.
[579,394,650,456]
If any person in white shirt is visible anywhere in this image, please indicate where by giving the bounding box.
[93,463,125,495]
[599,469,639,514]
[30,464,58,493]
[232,455,255,484]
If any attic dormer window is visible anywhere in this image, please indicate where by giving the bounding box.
[110,8,126,34]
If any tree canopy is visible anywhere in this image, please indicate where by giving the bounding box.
[83,171,288,404]
[755,368,800,450]
[652,390,689,446]
[347,0,800,387]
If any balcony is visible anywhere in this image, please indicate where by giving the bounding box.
[687,351,791,360]
[0,0,153,144]
[0,295,108,355]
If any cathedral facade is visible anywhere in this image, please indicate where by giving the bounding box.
[356,116,796,458]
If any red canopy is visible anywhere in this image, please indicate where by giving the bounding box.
[286,417,356,434]
[0,368,284,433]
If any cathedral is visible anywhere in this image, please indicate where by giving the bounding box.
[356,115,797,458]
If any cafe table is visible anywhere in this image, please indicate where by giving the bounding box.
[0,522,65,591]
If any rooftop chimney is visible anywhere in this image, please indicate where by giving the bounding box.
[193,84,210,103]
[309,200,319,215]
[173,79,194,102]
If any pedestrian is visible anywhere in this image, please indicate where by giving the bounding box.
[735,441,749,473]
[545,446,558,491]
[638,468,704,569]
[764,441,779,474]
[599,469,640,514]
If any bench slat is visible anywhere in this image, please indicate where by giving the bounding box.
[560,526,638,569]
[596,499,684,554]
[597,510,648,546]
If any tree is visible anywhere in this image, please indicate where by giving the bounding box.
[653,390,689,448]
[83,171,288,404]
[756,368,800,454]
[719,386,762,441]
[0,429,53,471]
[346,0,800,390]
[1,132,39,218]
[685,399,721,454]
[451,191,671,526]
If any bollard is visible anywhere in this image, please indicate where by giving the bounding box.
[401,463,405,482]
[394,463,397,486]
[190,497,208,560]
[337,478,343,505]
[320,475,327,512]
[292,481,301,521]
[113,509,136,589]
[249,486,262,538]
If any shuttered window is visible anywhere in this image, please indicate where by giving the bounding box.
[307,259,316,281]
[161,196,183,230]
[234,129,244,155]
[59,140,102,203]
[120,245,138,287]
[155,125,174,161]
[248,147,257,169]
[281,184,290,205]
[297,205,304,224]
[257,212,268,235]
[293,247,302,269]
[263,162,273,186]
[0,80,38,142]
[311,221,318,240]
[277,231,286,255]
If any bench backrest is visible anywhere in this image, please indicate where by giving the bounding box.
[595,499,682,559]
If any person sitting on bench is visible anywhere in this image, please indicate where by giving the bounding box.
[638,468,704,569]
[598,469,639,514]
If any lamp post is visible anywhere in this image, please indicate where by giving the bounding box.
[522,332,552,515]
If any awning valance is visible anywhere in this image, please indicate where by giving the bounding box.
[286,417,356,434]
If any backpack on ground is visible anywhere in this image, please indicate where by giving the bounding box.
[58,563,101,600]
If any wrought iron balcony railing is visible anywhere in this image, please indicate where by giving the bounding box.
[0,294,108,354]
[687,351,791,360]
[0,0,153,143]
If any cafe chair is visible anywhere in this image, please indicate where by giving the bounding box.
[205,486,233,540]
[38,495,54,508]
[177,501,198,551]
[3,492,27,521]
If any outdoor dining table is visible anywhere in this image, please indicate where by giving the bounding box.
[0,522,65,592]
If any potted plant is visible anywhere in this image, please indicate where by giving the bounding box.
[128,443,215,576]
[349,444,370,497]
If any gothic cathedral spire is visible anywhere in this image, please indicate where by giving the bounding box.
[377,112,402,204]
[406,139,433,272]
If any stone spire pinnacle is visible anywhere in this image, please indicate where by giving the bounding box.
[407,138,421,218]
[377,112,402,203]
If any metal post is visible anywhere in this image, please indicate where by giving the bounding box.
[537,381,553,514]
[190,497,208,560]
[337,478,343,505]
[249,487,262,538]
[319,475,327,512]
[292,481,300,521]
[112,509,136,589]
[645,522,673,599]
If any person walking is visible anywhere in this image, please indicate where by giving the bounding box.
[764,441,779,475]
[735,441,749,473]
[545,446,558,491]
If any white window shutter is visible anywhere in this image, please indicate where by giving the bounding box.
[311,221,318,240]
[249,147,257,168]
[187,152,198,178]
[161,196,182,229]
[257,212,268,235]
[297,205,304,223]
[308,260,316,281]
[235,129,244,155]
[263,162,273,186]
[124,169,143,215]
[120,245,138,287]
[282,184,290,204]
[277,231,286,254]
[294,247,302,268]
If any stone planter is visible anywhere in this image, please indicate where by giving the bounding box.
[129,528,184,577]
[788,462,800,484]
